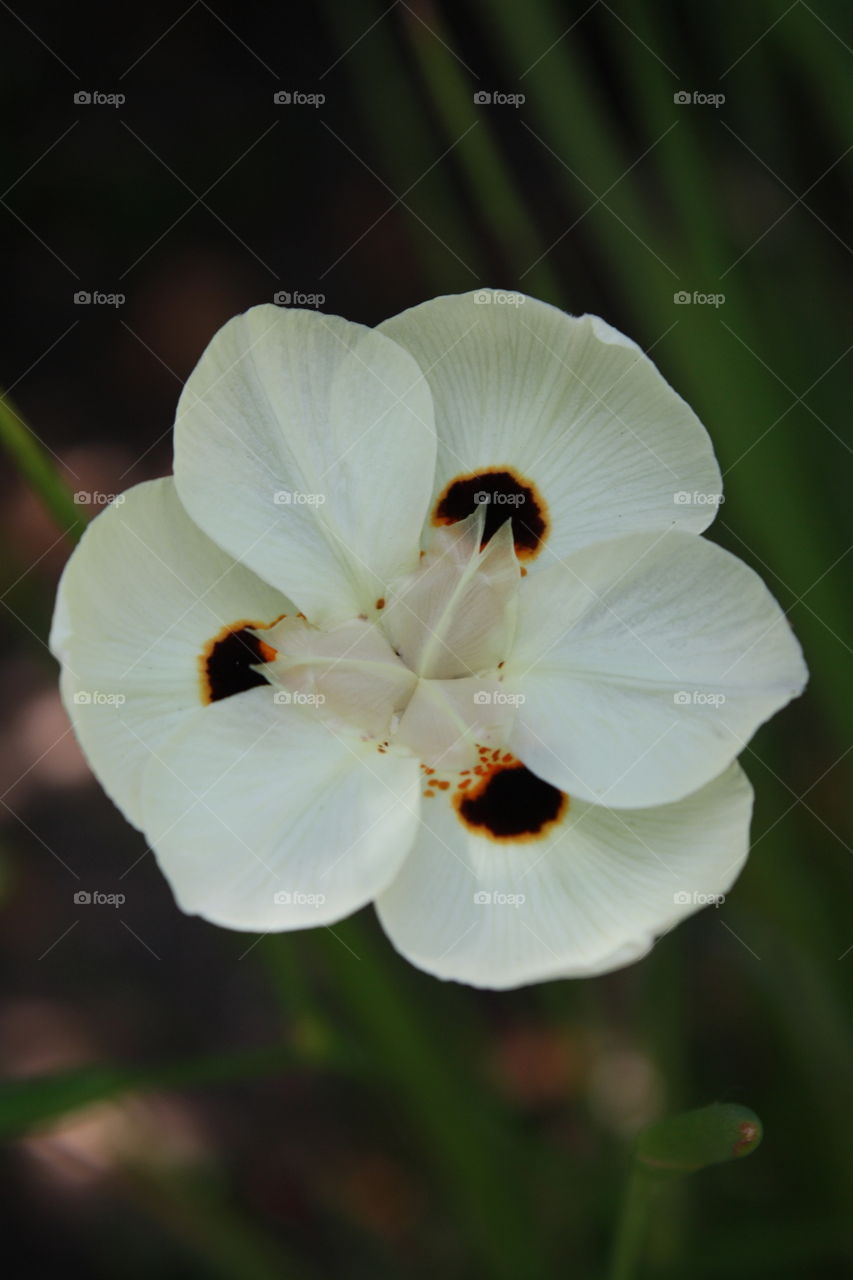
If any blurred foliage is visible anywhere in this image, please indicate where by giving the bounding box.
[1,1,851,1277]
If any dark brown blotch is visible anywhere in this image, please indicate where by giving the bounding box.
[455,762,567,841]
[433,466,548,560]
[200,622,278,704]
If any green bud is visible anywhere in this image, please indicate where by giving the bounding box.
[635,1103,762,1174]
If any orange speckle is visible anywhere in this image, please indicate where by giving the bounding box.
[256,640,277,664]
[435,780,450,790]
[375,597,385,610]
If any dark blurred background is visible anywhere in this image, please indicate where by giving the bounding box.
[1,2,851,1276]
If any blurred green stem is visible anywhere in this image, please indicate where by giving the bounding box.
[269,916,546,1280]
[0,390,84,540]
[609,1164,659,1280]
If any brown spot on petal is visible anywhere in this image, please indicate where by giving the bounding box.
[200,617,282,705]
[454,754,567,842]
[432,466,548,560]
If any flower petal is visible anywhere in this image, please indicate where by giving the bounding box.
[139,689,421,930]
[505,529,807,807]
[376,761,753,989]
[382,511,519,679]
[51,478,290,828]
[378,291,721,565]
[173,304,437,624]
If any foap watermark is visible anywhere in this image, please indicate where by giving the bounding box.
[273,690,326,707]
[473,289,525,306]
[473,90,525,107]
[673,890,725,906]
[74,290,125,307]
[474,489,526,506]
[74,90,125,108]
[73,490,125,507]
[673,490,724,506]
[273,890,326,906]
[673,290,725,307]
[273,290,325,308]
[473,890,526,907]
[473,690,525,706]
[273,90,325,107]
[274,490,326,506]
[73,690,126,707]
[673,90,725,108]
[74,890,126,907]
[673,690,727,708]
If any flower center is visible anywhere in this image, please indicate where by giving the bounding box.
[260,509,524,769]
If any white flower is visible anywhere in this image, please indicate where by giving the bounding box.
[51,291,807,989]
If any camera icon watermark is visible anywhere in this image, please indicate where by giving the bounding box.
[672,889,725,906]
[673,690,727,708]
[473,489,526,506]
[673,490,724,506]
[273,290,325,308]
[673,90,725,108]
[472,90,525,107]
[272,690,326,707]
[73,290,125,307]
[74,889,126,907]
[473,690,525,706]
[73,490,126,507]
[273,90,325,107]
[73,90,126,107]
[72,690,126,707]
[473,890,526,907]
[273,490,326,506]
[473,288,525,306]
[673,290,725,308]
